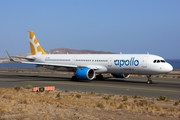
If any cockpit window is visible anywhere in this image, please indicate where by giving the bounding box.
[153,59,166,63]
[161,60,165,63]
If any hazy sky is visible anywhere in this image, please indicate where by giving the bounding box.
[0,0,180,59]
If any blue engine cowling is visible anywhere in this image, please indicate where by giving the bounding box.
[112,74,130,78]
[75,67,95,80]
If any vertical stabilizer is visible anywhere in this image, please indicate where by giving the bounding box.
[28,30,46,55]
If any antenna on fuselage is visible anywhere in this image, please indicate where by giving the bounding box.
[147,52,149,54]
[120,52,122,54]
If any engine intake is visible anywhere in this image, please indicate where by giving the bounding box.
[75,67,95,80]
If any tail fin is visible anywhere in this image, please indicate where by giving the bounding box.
[28,30,46,55]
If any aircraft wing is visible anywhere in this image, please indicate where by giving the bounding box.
[6,50,107,71]
[22,61,78,68]
[22,61,107,72]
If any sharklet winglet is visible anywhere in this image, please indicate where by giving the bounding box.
[5,50,14,61]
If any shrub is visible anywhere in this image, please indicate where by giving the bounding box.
[102,95,111,100]
[90,92,95,95]
[122,95,128,101]
[97,103,104,109]
[70,93,74,97]
[174,101,179,106]
[76,94,81,99]
[159,95,167,101]
[110,94,115,97]
[134,100,138,103]
[163,75,168,78]
[177,76,180,79]
[133,95,141,99]
[173,76,176,78]
[138,100,148,106]
[118,104,124,109]
[56,93,61,98]
[25,85,33,89]
[97,93,104,96]
[14,86,23,91]
[65,90,69,92]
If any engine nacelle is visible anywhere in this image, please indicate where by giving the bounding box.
[75,67,95,80]
[112,73,130,78]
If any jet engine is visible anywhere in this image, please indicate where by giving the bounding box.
[112,73,130,78]
[75,67,95,80]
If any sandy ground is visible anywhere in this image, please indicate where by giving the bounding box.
[0,86,179,120]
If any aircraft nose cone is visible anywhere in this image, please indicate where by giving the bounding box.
[167,63,173,72]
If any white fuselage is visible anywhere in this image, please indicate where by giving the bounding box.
[29,54,173,75]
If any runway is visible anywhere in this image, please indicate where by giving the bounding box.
[0,72,179,100]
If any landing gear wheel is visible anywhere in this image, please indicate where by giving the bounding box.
[96,74,104,80]
[147,75,153,84]
[72,76,78,81]
[147,80,153,84]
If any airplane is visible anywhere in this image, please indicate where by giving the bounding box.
[6,30,173,84]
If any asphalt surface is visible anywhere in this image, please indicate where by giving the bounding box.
[0,72,179,100]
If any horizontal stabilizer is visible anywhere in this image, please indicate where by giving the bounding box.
[5,50,35,62]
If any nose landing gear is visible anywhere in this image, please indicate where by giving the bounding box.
[147,75,153,84]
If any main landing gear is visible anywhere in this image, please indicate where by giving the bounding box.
[71,76,78,81]
[96,74,104,80]
[71,74,104,81]
[147,75,153,84]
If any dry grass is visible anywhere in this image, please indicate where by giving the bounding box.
[0,87,179,120]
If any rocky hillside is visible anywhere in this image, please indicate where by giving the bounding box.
[47,48,115,54]
[15,48,115,57]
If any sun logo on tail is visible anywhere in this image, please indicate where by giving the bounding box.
[28,30,46,55]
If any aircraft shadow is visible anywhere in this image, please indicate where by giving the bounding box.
[1,74,180,88]
[0,74,135,83]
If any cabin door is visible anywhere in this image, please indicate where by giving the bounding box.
[72,57,76,65]
[141,56,148,68]
[108,58,112,67]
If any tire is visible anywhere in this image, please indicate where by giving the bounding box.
[147,80,152,84]
[38,87,45,92]
[72,76,78,81]
[96,75,104,80]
